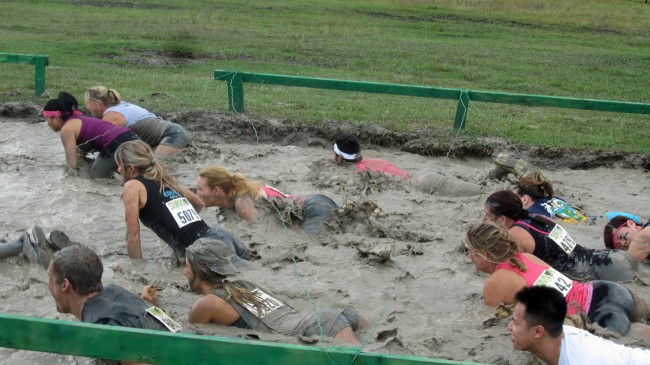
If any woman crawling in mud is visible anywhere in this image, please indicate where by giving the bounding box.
[483,190,638,282]
[196,166,337,236]
[332,134,482,197]
[114,140,248,264]
[604,215,650,262]
[142,240,361,345]
[465,221,650,338]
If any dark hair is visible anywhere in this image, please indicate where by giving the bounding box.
[50,246,103,296]
[603,215,630,249]
[486,190,529,220]
[514,286,566,338]
[334,134,362,162]
[186,255,264,317]
[43,91,80,119]
[515,177,554,200]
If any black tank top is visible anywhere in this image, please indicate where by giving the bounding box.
[513,217,592,274]
[135,176,208,259]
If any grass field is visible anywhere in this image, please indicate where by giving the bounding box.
[1,0,649,153]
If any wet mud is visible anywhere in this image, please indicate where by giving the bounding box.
[0,101,648,364]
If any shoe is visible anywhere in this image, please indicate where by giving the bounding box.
[495,152,541,180]
[487,166,508,180]
[514,159,539,180]
[23,225,54,270]
[46,230,73,250]
[494,153,518,175]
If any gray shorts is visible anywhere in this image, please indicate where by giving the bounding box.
[301,194,337,236]
[588,281,638,335]
[159,122,190,149]
[294,306,358,338]
[130,118,190,150]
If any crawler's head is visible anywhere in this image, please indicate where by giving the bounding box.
[464,221,518,273]
[333,134,362,164]
[48,245,103,314]
[43,92,80,132]
[196,166,258,208]
[184,240,246,292]
[84,86,121,117]
[114,140,156,182]
[513,178,554,209]
[484,190,528,227]
[508,286,565,351]
[604,216,643,250]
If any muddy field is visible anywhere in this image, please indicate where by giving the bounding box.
[0,102,649,364]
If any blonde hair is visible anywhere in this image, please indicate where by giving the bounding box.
[198,166,260,199]
[114,140,182,193]
[84,86,122,107]
[465,221,526,271]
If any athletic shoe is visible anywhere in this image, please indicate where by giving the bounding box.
[23,225,54,269]
[46,230,73,250]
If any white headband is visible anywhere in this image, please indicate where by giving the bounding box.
[333,143,357,160]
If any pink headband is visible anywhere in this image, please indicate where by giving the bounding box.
[43,110,82,118]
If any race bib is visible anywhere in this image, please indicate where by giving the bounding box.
[240,288,285,319]
[165,197,201,228]
[548,224,577,255]
[533,267,573,297]
[146,306,182,333]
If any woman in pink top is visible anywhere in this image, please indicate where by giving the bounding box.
[196,166,336,236]
[332,134,481,197]
[465,221,650,337]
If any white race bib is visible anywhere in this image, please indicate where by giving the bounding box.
[146,306,182,333]
[533,267,573,297]
[165,197,201,228]
[240,288,285,319]
[548,224,577,255]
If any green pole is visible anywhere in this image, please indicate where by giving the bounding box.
[226,72,244,112]
[454,90,470,129]
[34,56,47,96]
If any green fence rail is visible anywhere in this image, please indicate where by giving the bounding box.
[214,70,650,130]
[0,52,49,96]
[0,313,489,365]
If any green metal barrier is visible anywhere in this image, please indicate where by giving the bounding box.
[0,52,50,96]
[214,70,650,130]
[0,313,489,365]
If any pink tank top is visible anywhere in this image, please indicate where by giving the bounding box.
[260,185,294,199]
[356,158,410,180]
[496,253,592,316]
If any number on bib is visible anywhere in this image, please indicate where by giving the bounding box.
[165,197,201,228]
[548,224,577,255]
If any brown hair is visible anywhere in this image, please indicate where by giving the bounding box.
[465,221,526,271]
[198,166,260,199]
[515,177,554,200]
[186,254,263,316]
[486,190,529,220]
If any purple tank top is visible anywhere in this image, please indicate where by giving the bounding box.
[71,115,131,151]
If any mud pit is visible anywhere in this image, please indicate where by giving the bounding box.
[0,103,649,364]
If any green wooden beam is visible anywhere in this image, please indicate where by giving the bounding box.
[1,52,50,96]
[0,313,489,365]
[213,69,650,129]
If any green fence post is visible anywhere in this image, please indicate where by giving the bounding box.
[226,72,244,112]
[454,90,470,129]
[34,56,47,96]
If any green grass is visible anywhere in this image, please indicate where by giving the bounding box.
[1,0,649,153]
